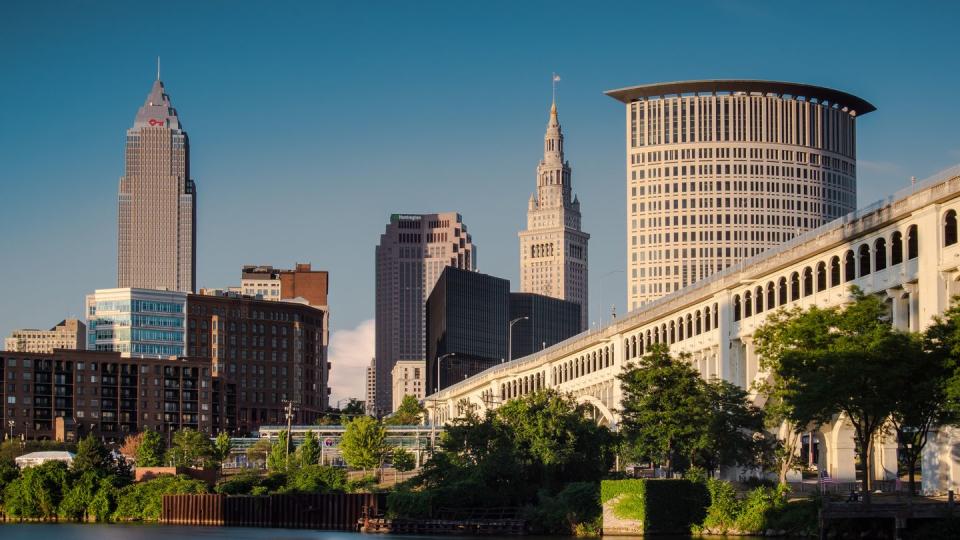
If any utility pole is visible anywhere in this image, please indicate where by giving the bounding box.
[283,400,297,463]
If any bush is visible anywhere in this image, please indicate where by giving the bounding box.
[346,473,378,493]
[600,479,708,535]
[280,465,347,494]
[525,482,601,535]
[113,475,208,521]
[700,477,740,533]
[387,486,435,518]
[215,472,262,495]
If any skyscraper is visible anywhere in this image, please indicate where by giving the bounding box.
[606,80,874,309]
[118,73,196,293]
[425,266,509,394]
[374,212,475,414]
[519,101,590,329]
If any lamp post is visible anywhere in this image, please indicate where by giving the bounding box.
[7,420,13,441]
[508,316,529,362]
[434,353,457,394]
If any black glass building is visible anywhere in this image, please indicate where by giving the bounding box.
[509,292,582,360]
[426,267,509,393]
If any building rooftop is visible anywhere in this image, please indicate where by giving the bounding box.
[605,79,876,115]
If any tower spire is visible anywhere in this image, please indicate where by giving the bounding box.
[156,56,161,81]
[552,72,560,106]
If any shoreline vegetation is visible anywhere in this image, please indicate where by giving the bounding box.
[4,289,960,538]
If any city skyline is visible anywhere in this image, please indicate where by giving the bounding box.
[2,2,960,404]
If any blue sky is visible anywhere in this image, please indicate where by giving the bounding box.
[1,1,958,400]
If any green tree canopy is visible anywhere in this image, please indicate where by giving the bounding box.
[340,416,387,473]
[386,395,426,425]
[755,287,919,501]
[165,429,214,468]
[72,434,110,475]
[245,438,272,466]
[135,429,166,467]
[267,431,291,472]
[618,344,766,475]
[2,460,70,519]
[618,344,712,472]
[410,390,615,513]
[297,430,321,467]
[212,432,232,466]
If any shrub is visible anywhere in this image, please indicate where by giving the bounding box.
[346,473,378,493]
[387,486,435,518]
[113,475,208,521]
[525,482,601,535]
[700,477,740,533]
[215,472,261,495]
[280,465,347,494]
[600,479,708,535]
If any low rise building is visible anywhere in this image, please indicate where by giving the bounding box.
[15,451,75,468]
[4,319,86,353]
[391,359,425,412]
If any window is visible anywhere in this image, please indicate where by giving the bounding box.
[858,245,871,277]
[946,210,958,246]
[907,226,919,260]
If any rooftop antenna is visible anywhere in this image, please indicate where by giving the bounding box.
[552,73,561,105]
[156,56,161,81]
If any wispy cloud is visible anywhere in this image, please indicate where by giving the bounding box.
[327,319,374,406]
[858,160,903,175]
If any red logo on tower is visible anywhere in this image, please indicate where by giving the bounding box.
[148,118,164,126]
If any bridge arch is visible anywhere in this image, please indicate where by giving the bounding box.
[576,395,615,427]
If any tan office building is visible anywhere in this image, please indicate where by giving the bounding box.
[4,319,86,353]
[519,101,590,330]
[391,359,425,413]
[117,76,196,293]
[606,80,875,309]
[374,212,476,414]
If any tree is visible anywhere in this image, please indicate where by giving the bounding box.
[267,431,290,472]
[342,399,366,416]
[340,416,387,474]
[758,288,914,502]
[391,447,416,482]
[890,305,960,494]
[297,430,321,467]
[618,344,711,473]
[72,434,110,475]
[2,460,69,519]
[406,390,615,516]
[135,429,165,467]
[753,307,812,485]
[119,432,145,461]
[387,395,426,425]
[245,438,273,466]
[165,429,214,468]
[212,432,233,467]
[699,378,767,473]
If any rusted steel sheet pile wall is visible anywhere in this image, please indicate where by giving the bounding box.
[162,493,384,530]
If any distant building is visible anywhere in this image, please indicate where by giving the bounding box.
[391,359,425,412]
[375,212,476,413]
[4,319,86,353]
[240,263,329,309]
[519,100,589,329]
[425,266,508,394]
[605,80,875,309]
[365,358,377,416]
[117,75,196,293]
[85,288,188,358]
[189,290,330,423]
[1,350,212,439]
[15,451,75,469]
[508,293,581,360]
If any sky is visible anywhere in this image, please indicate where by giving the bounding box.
[1,1,959,403]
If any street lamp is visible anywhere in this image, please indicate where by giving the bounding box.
[434,353,457,394]
[7,420,13,441]
[508,317,529,362]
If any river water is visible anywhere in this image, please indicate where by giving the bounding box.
[0,523,767,539]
